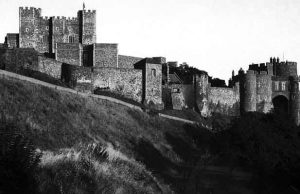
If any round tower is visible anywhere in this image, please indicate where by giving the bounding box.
[256,71,272,113]
[243,70,257,112]
[289,77,300,125]
[194,74,210,117]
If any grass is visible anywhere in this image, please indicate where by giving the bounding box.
[1,74,256,193]
[0,75,199,192]
[37,143,168,194]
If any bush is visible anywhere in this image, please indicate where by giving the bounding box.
[216,112,300,192]
[0,121,41,194]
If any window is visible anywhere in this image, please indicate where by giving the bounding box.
[172,88,180,93]
[42,35,48,43]
[281,82,286,91]
[69,36,75,43]
[257,81,261,88]
[151,69,156,77]
[275,81,279,91]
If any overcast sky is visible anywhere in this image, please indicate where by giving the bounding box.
[1,0,300,81]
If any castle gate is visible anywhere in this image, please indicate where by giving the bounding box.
[272,95,288,116]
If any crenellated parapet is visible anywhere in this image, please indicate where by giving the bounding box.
[19,7,41,18]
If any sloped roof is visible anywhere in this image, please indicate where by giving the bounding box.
[169,73,182,84]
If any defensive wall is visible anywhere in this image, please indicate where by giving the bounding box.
[56,43,82,66]
[94,44,118,68]
[118,55,143,69]
[0,47,164,109]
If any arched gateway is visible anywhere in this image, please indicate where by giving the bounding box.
[272,95,289,116]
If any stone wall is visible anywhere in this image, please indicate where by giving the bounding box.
[94,44,118,68]
[19,7,43,51]
[37,56,62,79]
[275,61,297,78]
[144,62,163,108]
[19,7,82,53]
[5,33,19,48]
[208,85,240,116]
[256,72,272,112]
[56,43,82,66]
[181,84,195,109]
[162,86,172,109]
[195,75,210,117]
[92,67,143,102]
[171,92,185,110]
[0,48,39,73]
[61,64,93,92]
[52,17,80,53]
[80,10,97,44]
[118,55,142,69]
[0,48,63,80]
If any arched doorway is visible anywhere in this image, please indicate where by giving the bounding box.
[272,95,288,116]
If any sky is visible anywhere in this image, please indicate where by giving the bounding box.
[0,0,300,81]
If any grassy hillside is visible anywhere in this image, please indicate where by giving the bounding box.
[0,75,207,193]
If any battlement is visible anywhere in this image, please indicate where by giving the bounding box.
[246,70,255,75]
[51,16,78,22]
[19,7,41,17]
[83,9,96,13]
[20,6,41,11]
[94,43,118,49]
[281,61,297,66]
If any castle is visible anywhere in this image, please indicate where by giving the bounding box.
[1,6,164,109]
[1,6,300,125]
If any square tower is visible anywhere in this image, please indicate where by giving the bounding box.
[78,9,96,45]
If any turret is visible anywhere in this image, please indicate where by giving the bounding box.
[78,9,96,44]
[19,7,42,49]
[194,74,210,117]
[256,71,272,113]
[243,70,257,112]
[289,77,300,125]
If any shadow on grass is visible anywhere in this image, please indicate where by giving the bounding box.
[134,138,173,174]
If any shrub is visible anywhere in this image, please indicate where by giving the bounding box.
[0,121,41,194]
[217,112,300,192]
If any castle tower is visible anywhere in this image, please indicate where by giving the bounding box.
[19,7,42,49]
[194,74,210,117]
[256,71,272,113]
[243,70,257,112]
[78,9,96,45]
[289,77,300,125]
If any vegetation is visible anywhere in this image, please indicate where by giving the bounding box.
[209,77,227,87]
[167,62,207,84]
[1,75,300,193]
[216,112,300,193]
[0,121,41,194]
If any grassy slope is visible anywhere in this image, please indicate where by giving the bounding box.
[0,75,205,193]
